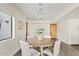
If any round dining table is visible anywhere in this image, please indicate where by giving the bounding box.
[27,38,56,56]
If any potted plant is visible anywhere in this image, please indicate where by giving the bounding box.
[36,28,45,40]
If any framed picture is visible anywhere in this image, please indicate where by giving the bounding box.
[0,10,12,41]
[18,20,23,30]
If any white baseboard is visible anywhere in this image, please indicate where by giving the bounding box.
[10,48,20,56]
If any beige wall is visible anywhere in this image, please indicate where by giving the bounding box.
[0,4,27,56]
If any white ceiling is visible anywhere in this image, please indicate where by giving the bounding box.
[14,3,78,22]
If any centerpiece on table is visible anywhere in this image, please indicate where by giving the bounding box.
[36,28,45,40]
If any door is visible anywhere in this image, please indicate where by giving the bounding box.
[50,24,57,39]
[26,22,28,41]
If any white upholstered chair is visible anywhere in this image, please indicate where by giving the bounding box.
[27,35,35,39]
[27,35,35,47]
[43,40,61,56]
[19,40,40,56]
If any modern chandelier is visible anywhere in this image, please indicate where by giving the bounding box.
[36,3,47,20]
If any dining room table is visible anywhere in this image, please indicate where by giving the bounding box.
[27,38,56,56]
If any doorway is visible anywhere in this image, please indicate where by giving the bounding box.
[50,24,57,39]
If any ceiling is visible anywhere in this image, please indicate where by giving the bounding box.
[14,3,78,22]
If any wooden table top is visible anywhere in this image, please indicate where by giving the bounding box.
[28,38,56,47]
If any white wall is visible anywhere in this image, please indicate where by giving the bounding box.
[57,19,70,44]
[0,4,27,56]
[57,7,79,45]
[58,19,79,45]
[28,21,51,37]
[69,19,79,44]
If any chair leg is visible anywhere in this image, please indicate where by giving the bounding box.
[40,46,43,56]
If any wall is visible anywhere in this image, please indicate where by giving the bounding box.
[28,20,52,37]
[69,19,79,44]
[57,19,70,44]
[57,7,79,45]
[57,19,79,45]
[0,4,27,56]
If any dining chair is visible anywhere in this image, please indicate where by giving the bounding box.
[43,40,61,56]
[27,35,35,48]
[19,40,40,56]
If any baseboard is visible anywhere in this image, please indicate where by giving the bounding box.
[70,44,79,46]
[61,41,71,45]
[13,48,21,56]
[11,48,21,56]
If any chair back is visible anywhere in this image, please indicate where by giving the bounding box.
[53,40,61,56]
[27,35,34,39]
[19,40,31,56]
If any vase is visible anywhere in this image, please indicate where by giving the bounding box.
[37,35,43,40]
